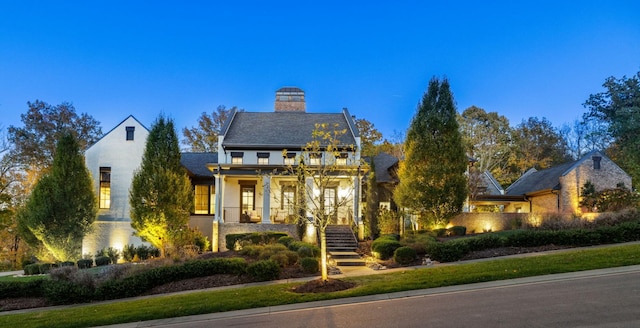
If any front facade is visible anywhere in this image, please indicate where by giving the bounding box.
[211,87,363,250]
[83,115,150,256]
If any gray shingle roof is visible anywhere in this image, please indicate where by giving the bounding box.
[506,161,576,195]
[180,152,218,177]
[373,153,399,183]
[221,111,358,150]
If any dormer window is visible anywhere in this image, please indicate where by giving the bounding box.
[310,153,322,166]
[592,156,602,170]
[231,152,244,165]
[126,126,135,141]
[335,153,348,166]
[257,152,270,165]
[284,152,296,165]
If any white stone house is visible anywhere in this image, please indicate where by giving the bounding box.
[83,115,149,256]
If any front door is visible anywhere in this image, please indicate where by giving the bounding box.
[323,187,337,224]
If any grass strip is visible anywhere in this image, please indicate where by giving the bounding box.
[2,243,640,328]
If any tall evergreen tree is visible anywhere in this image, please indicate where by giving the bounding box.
[130,115,193,257]
[394,77,468,227]
[17,132,97,261]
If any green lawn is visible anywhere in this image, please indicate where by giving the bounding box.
[1,243,640,328]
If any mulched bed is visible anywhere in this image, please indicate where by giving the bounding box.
[292,278,356,293]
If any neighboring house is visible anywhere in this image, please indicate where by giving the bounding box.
[494,150,632,214]
[467,170,507,211]
[211,87,363,250]
[181,152,218,242]
[83,115,150,256]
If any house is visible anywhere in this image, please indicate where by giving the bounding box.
[210,87,363,250]
[82,115,150,256]
[370,152,399,211]
[492,150,632,214]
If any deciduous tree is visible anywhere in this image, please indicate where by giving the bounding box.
[8,100,102,169]
[182,105,239,152]
[394,77,468,228]
[17,132,97,261]
[583,71,640,182]
[355,118,383,157]
[130,115,194,257]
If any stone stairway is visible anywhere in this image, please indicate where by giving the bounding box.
[326,225,365,266]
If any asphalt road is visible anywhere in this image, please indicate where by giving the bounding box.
[107,265,640,328]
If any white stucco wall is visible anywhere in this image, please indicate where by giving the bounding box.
[82,116,149,256]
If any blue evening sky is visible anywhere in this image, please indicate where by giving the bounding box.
[1,1,639,141]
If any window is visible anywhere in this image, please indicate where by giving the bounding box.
[231,152,244,165]
[593,156,602,170]
[99,167,111,209]
[310,153,322,166]
[126,126,135,141]
[194,185,215,215]
[336,153,348,166]
[284,152,296,165]
[257,152,270,165]
[241,185,255,213]
[281,185,296,214]
[323,187,337,216]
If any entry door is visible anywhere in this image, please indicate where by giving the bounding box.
[324,187,337,224]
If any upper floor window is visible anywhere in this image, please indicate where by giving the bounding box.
[310,153,322,166]
[231,152,244,165]
[257,152,270,165]
[99,167,111,209]
[284,152,296,165]
[593,156,602,170]
[336,153,348,166]
[126,126,135,141]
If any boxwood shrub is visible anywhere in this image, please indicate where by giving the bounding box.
[246,260,281,282]
[300,257,319,274]
[393,246,417,265]
[371,237,402,260]
[226,232,290,250]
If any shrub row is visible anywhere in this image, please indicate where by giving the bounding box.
[0,279,46,299]
[226,232,290,250]
[428,222,640,262]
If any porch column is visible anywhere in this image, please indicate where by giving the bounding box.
[354,170,364,240]
[261,175,271,223]
[214,167,223,223]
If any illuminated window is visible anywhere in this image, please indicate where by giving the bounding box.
[231,152,243,164]
[324,187,336,215]
[310,153,322,165]
[241,185,255,213]
[284,152,296,165]
[281,185,296,214]
[257,152,270,165]
[126,126,135,141]
[99,167,111,209]
[336,153,348,165]
[194,185,215,215]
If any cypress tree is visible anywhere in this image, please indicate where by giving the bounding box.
[130,115,193,257]
[18,131,97,261]
[394,77,468,227]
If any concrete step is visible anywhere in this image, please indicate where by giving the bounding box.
[329,251,366,266]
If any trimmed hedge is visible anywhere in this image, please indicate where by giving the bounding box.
[300,257,319,273]
[96,257,248,301]
[428,221,640,262]
[226,232,290,250]
[246,260,281,282]
[0,279,46,299]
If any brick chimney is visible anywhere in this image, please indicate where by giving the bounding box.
[275,87,305,112]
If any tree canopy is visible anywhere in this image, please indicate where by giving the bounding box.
[8,100,102,169]
[130,115,194,256]
[182,105,239,152]
[17,132,97,261]
[394,77,468,227]
[355,118,383,157]
[583,71,640,182]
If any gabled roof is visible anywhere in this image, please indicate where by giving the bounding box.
[180,152,218,177]
[373,152,399,184]
[505,150,608,196]
[483,171,504,195]
[86,115,149,149]
[221,109,359,150]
